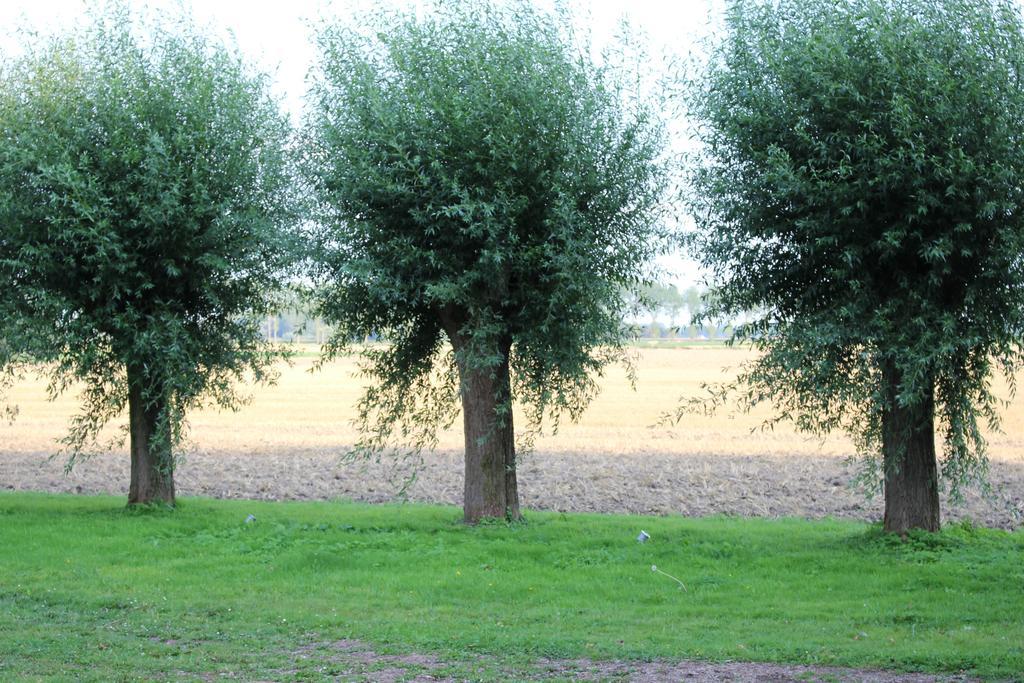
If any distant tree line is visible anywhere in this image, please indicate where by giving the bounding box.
[628,283,737,340]
[261,283,737,343]
[4,0,1024,534]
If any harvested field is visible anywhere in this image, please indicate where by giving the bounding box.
[2,347,1023,528]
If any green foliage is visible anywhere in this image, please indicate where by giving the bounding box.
[686,0,1024,497]
[0,4,297,465]
[303,0,672,459]
[2,492,1022,679]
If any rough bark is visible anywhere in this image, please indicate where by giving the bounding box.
[881,361,940,533]
[441,314,520,524]
[127,366,175,506]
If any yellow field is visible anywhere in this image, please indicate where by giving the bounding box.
[3,346,1024,464]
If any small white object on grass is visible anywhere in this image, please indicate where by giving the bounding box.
[245,514,256,524]
[636,530,650,543]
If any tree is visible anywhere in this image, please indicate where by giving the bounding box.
[686,0,1024,532]
[640,283,687,337]
[0,5,296,505]
[303,1,671,523]
[682,287,704,339]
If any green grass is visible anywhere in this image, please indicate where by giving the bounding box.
[1,493,1022,681]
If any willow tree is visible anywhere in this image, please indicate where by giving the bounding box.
[304,2,671,523]
[0,6,296,505]
[688,0,1024,532]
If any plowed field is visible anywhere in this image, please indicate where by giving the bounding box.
[3,347,1022,528]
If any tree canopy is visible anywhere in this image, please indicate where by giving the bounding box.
[0,5,296,504]
[303,1,672,522]
[687,0,1024,531]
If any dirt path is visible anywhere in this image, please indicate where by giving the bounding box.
[282,637,980,682]
[2,444,1022,529]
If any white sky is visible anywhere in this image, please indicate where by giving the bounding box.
[0,0,724,290]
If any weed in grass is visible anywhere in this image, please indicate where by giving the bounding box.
[651,564,687,591]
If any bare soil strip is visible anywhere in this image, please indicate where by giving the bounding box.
[2,445,1021,529]
[285,637,979,682]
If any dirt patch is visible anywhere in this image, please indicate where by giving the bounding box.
[283,637,980,682]
[291,638,448,682]
[545,658,979,682]
[1,445,1021,529]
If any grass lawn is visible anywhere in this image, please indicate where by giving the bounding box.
[0,493,1022,681]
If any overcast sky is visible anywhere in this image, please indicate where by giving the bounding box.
[0,0,724,289]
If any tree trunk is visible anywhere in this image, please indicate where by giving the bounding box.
[881,361,939,533]
[127,367,175,506]
[452,337,520,524]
